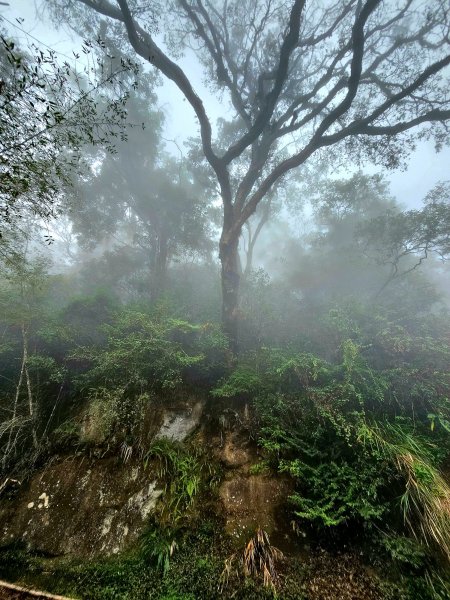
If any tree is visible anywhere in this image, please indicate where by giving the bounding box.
[51,0,450,349]
[0,31,138,249]
[356,180,450,293]
[241,192,274,277]
[69,80,215,299]
[0,246,51,470]
[277,172,398,302]
[75,152,216,299]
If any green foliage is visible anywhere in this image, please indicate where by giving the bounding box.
[45,290,119,347]
[213,320,450,565]
[212,366,263,398]
[0,34,137,248]
[27,354,67,384]
[378,532,427,569]
[141,526,179,574]
[73,310,206,392]
[361,421,450,561]
[404,570,450,600]
[0,132,449,596]
[4,538,448,600]
[82,388,123,443]
[81,388,149,445]
[212,347,330,400]
[144,438,217,522]
[50,420,80,449]
[283,458,388,526]
[248,460,270,476]
[213,344,390,527]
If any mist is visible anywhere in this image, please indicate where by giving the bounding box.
[1,1,450,598]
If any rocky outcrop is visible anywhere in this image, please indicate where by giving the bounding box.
[0,454,162,557]
[0,397,293,558]
[0,397,204,557]
[213,413,293,546]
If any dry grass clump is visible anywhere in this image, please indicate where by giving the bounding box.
[361,421,450,562]
[397,452,450,560]
[220,527,283,592]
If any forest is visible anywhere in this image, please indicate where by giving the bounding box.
[0,0,450,598]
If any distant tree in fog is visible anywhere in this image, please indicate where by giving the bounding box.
[69,80,215,299]
[356,180,450,293]
[281,172,397,300]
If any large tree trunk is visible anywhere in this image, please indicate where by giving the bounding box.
[220,233,241,353]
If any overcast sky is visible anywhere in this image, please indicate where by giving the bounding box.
[2,0,449,210]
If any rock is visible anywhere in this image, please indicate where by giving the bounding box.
[0,396,204,558]
[154,401,203,442]
[220,431,254,468]
[0,456,162,557]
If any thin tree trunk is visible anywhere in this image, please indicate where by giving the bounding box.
[1,321,38,469]
[21,324,38,448]
[244,227,255,278]
[154,233,168,300]
[2,329,26,470]
[243,198,272,277]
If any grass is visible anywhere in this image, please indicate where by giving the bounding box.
[144,438,204,521]
[144,438,221,523]
[360,421,450,562]
[397,452,450,560]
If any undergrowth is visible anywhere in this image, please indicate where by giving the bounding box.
[1,537,449,600]
[144,437,221,523]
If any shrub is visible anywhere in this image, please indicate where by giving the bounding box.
[72,310,229,395]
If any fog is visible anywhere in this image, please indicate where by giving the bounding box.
[1,1,450,597]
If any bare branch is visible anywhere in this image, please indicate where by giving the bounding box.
[221,0,307,165]
[311,0,382,140]
[78,0,234,207]
[178,0,251,124]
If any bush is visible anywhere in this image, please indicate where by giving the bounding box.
[213,333,450,564]
[71,309,231,396]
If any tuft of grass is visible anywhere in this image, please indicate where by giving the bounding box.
[397,452,450,560]
[361,421,450,561]
[141,526,178,574]
[144,438,219,522]
[220,528,283,593]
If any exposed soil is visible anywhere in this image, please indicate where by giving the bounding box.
[301,551,388,600]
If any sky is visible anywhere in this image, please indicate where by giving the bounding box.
[1,0,449,210]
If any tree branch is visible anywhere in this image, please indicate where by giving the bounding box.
[77,0,234,207]
[310,0,382,140]
[221,0,307,165]
[178,0,251,125]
